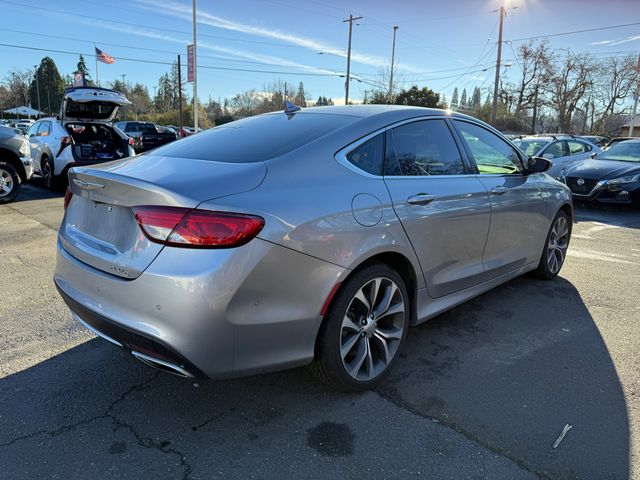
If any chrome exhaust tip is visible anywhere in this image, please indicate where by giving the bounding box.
[131,351,195,378]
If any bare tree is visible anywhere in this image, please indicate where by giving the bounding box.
[512,41,551,115]
[4,69,32,108]
[592,55,638,132]
[545,52,594,132]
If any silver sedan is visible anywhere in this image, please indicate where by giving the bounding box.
[54,105,572,391]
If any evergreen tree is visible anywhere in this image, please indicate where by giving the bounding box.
[29,57,65,114]
[471,86,481,110]
[451,87,459,109]
[483,93,491,108]
[294,82,307,107]
[460,88,468,110]
[76,54,93,85]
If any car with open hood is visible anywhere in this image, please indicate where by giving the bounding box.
[561,139,640,208]
[28,87,135,189]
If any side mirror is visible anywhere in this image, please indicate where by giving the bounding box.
[526,156,552,174]
[590,152,597,159]
[542,153,554,160]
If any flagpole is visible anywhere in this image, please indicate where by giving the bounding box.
[94,43,99,87]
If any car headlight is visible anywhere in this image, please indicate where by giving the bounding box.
[607,174,640,185]
[19,140,30,157]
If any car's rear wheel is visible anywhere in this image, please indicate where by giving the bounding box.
[311,263,409,392]
[42,156,60,191]
[534,210,571,280]
[0,161,21,204]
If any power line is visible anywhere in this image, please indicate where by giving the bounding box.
[509,21,640,42]
[0,42,344,77]
[0,0,310,49]
[0,27,331,69]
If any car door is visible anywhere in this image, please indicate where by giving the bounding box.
[383,118,492,299]
[451,120,549,278]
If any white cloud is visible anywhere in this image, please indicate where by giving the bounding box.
[133,0,421,72]
[71,17,339,76]
[590,35,640,46]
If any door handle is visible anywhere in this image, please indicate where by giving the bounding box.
[407,193,436,205]
[490,186,509,195]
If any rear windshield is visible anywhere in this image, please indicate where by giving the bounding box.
[122,122,157,133]
[66,100,117,120]
[150,112,358,162]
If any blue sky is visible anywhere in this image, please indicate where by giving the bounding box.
[1,0,639,105]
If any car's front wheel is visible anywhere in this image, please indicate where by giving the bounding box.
[311,263,409,392]
[534,209,571,280]
[0,161,21,204]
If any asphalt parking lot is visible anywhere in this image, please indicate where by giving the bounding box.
[1,181,639,480]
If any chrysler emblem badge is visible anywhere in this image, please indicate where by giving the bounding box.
[577,178,585,186]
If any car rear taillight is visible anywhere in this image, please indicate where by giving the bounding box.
[128,137,135,146]
[63,188,73,211]
[132,206,264,248]
[61,136,71,146]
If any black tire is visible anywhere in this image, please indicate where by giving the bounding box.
[534,209,571,280]
[0,161,21,204]
[42,156,61,191]
[311,262,410,392]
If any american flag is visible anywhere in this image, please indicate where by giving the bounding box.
[95,46,115,64]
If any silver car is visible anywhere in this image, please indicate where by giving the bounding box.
[54,106,573,391]
[513,135,600,179]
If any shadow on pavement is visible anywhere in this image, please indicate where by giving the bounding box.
[573,200,640,228]
[0,276,629,479]
[379,275,630,479]
[13,178,64,203]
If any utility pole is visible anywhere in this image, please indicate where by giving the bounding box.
[628,52,640,136]
[343,13,362,106]
[33,65,41,113]
[388,26,399,102]
[531,84,539,134]
[121,73,127,90]
[46,87,51,114]
[192,0,199,130]
[491,6,505,124]
[177,54,184,137]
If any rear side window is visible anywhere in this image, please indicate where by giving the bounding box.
[346,134,383,175]
[151,113,358,162]
[568,141,589,154]
[384,119,466,176]
[37,121,51,136]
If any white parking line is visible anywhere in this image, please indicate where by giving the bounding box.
[568,248,640,265]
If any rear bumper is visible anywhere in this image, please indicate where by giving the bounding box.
[54,237,347,379]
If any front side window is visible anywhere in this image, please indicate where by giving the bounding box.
[384,119,466,176]
[37,121,51,137]
[543,141,566,158]
[454,121,523,174]
[346,134,383,175]
[28,122,40,137]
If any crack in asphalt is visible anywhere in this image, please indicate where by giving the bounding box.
[0,371,198,477]
[373,383,552,480]
[191,412,225,432]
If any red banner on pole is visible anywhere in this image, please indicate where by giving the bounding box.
[187,44,195,83]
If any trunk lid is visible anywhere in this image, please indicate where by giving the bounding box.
[61,87,131,124]
[60,156,267,279]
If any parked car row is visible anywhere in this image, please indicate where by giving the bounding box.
[114,121,178,153]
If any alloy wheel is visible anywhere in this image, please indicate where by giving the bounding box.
[547,216,570,274]
[340,277,406,381]
[0,168,14,197]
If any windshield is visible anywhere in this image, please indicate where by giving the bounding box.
[597,141,640,162]
[513,139,549,156]
[151,112,358,162]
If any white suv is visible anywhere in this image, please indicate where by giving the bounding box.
[28,87,135,189]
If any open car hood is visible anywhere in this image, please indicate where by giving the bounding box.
[60,87,131,124]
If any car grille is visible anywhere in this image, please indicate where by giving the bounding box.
[565,177,599,195]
